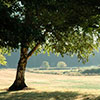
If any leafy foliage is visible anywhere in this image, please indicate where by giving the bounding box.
[0,54,7,65]
[0,49,7,65]
[0,0,100,62]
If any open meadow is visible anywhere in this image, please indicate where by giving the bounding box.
[0,68,100,100]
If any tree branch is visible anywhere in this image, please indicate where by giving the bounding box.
[27,43,40,60]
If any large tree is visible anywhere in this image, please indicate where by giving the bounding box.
[0,0,100,91]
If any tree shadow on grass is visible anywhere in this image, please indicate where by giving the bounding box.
[0,91,79,100]
[0,90,100,100]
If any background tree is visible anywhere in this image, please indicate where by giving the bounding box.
[57,61,67,67]
[41,61,50,69]
[0,0,100,91]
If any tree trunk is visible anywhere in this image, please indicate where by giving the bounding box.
[8,46,28,91]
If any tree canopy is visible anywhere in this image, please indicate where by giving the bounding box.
[0,0,100,62]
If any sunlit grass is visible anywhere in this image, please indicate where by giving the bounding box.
[0,68,100,100]
[27,66,100,76]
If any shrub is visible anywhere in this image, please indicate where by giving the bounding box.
[57,61,67,67]
[82,68,100,75]
[40,61,50,68]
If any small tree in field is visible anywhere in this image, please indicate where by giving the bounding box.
[41,61,50,69]
[0,0,100,91]
[57,61,67,67]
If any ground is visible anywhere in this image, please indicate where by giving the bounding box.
[0,68,100,100]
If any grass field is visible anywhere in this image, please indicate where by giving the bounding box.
[0,68,100,100]
[27,66,100,76]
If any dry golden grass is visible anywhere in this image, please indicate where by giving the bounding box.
[0,68,100,100]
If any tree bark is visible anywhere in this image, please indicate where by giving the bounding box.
[8,43,40,91]
[8,46,28,91]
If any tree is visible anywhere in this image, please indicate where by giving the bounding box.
[57,61,67,67]
[0,0,100,91]
[41,61,50,68]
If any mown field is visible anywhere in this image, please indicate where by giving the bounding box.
[0,68,100,100]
